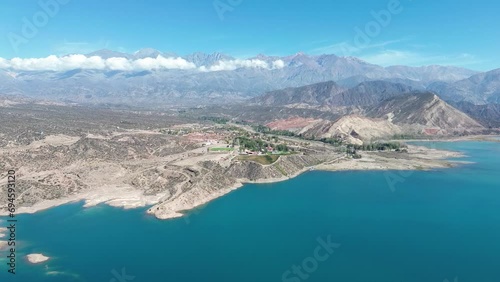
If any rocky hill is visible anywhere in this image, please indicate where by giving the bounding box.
[255,82,486,140]
[296,115,402,144]
[367,93,483,132]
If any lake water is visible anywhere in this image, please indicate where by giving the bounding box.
[1,141,500,282]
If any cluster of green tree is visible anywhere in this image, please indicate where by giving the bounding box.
[200,116,230,124]
[234,120,251,125]
[347,142,407,151]
[392,134,417,140]
[235,137,290,152]
[275,144,290,152]
[235,137,266,152]
[252,124,346,148]
[252,125,298,137]
[317,137,343,146]
[160,129,182,135]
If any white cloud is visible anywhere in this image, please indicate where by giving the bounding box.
[7,55,109,71]
[106,57,132,71]
[0,55,286,72]
[206,59,267,71]
[0,55,196,72]
[272,60,285,69]
[200,59,286,72]
[132,56,196,70]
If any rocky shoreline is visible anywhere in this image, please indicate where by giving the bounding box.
[0,144,464,221]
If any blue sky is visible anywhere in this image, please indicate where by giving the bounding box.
[1,0,499,70]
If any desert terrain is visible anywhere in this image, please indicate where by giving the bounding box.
[0,98,472,224]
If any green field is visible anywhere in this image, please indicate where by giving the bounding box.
[237,154,280,165]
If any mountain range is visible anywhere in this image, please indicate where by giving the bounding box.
[251,80,485,136]
[1,48,496,107]
[428,69,500,104]
[1,48,499,130]
[255,80,417,108]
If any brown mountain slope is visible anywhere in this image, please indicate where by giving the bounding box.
[265,93,483,144]
[296,115,402,144]
[366,93,483,132]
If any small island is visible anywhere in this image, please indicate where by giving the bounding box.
[26,254,50,264]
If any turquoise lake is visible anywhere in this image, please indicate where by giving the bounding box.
[1,141,500,282]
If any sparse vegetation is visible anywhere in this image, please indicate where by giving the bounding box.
[234,136,291,153]
[252,125,298,137]
[348,142,407,151]
[210,147,234,152]
[252,124,344,148]
[392,134,417,140]
[274,164,288,176]
[237,155,280,165]
[317,137,343,146]
[200,116,230,124]
[352,153,362,159]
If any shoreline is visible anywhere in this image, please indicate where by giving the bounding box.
[391,134,500,143]
[0,143,470,220]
